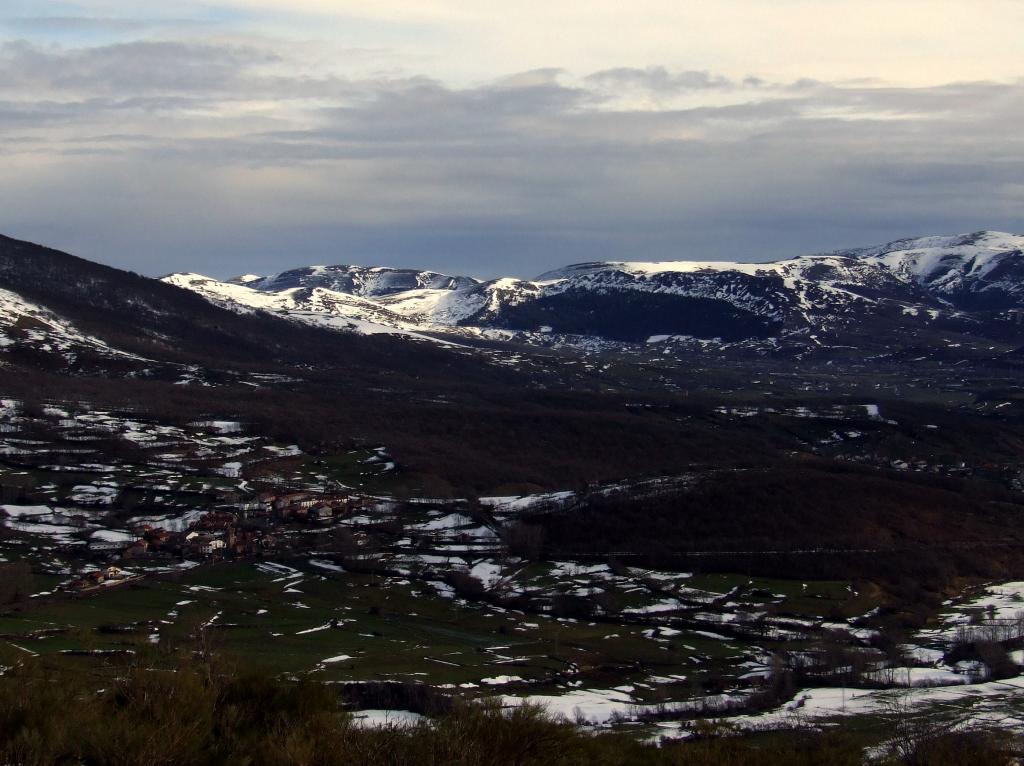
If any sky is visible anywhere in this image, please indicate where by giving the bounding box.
[1,1,1022,279]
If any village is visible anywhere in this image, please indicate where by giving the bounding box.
[65,488,373,591]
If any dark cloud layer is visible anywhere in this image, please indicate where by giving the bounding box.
[0,38,1021,278]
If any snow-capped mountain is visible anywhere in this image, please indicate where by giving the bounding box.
[234,264,480,297]
[164,231,1024,351]
[838,231,1024,309]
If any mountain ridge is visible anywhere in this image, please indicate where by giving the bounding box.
[163,230,1024,352]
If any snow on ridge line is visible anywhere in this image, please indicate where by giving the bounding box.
[172,230,1024,298]
[541,230,1024,280]
[162,272,473,348]
[163,230,1024,345]
[222,263,483,298]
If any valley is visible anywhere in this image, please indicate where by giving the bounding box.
[2,385,1024,747]
[1,231,1024,759]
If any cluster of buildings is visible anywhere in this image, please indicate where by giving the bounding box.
[69,565,137,592]
[86,490,367,565]
[132,486,368,559]
[138,511,277,559]
[237,490,368,523]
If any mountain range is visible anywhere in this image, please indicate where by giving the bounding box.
[0,230,1022,375]
[164,231,1024,356]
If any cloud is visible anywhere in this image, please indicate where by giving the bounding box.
[0,39,284,95]
[585,67,737,93]
[8,1,1024,87]
[0,35,1021,278]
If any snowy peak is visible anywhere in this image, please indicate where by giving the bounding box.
[230,264,480,298]
[816,231,1024,315]
[542,231,1024,281]
[843,230,1023,260]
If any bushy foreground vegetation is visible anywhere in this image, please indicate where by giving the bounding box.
[0,652,1018,766]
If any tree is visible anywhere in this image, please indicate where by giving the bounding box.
[0,562,33,605]
[503,522,545,560]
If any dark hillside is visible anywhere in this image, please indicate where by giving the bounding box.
[482,289,780,341]
[526,463,1024,586]
[0,234,520,386]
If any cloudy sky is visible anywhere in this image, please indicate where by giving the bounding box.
[1,1,1022,279]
